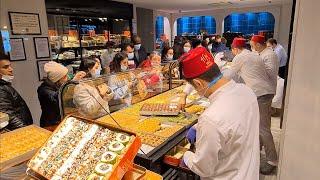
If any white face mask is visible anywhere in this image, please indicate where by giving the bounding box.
[183,47,191,53]
[1,75,14,83]
[90,68,101,78]
[127,52,134,60]
[167,55,173,60]
[208,44,213,50]
[134,44,141,51]
[121,64,128,71]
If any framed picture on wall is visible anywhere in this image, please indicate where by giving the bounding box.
[33,37,50,59]
[8,12,42,35]
[36,60,51,81]
[9,38,26,61]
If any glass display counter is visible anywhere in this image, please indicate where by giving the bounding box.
[58,63,205,173]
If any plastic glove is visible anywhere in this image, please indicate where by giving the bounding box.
[186,127,196,144]
[180,155,187,168]
[214,52,226,69]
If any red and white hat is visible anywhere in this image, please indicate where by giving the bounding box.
[231,38,246,48]
[251,35,266,44]
[181,47,215,79]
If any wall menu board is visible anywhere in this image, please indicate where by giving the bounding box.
[34,37,50,59]
[9,12,41,35]
[9,38,26,61]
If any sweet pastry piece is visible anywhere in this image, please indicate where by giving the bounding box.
[173,151,184,159]
[116,133,130,145]
[108,141,125,154]
[101,151,117,164]
[140,103,181,116]
[128,118,161,133]
[94,163,113,176]
[87,173,104,180]
[136,132,166,147]
[154,125,183,138]
[185,105,205,114]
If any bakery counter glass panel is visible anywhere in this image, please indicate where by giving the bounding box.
[59,65,182,119]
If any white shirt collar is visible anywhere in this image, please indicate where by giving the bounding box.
[208,80,236,102]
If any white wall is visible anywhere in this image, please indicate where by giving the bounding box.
[0,0,49,125]
[155,3,292,52]
[278,0,320,179]
[278,3,293,51]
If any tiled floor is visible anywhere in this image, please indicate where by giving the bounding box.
[259,116,282,180]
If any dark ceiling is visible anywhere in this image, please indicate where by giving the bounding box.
[45,0,133,19]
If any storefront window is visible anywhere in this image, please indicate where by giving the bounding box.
[224,12,275,35]
[177,16,216,36]
[155,16,164,39]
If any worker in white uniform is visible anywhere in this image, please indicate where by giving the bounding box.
[224,37,275,97]
[266,38,288,79]
[179,47,260,180]
[250,35,279,174]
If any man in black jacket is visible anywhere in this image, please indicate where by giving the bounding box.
[0,54,33,130]
[132,35,148,66]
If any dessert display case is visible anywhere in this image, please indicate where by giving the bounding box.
[56,64,207,172]
[47,15,132,67]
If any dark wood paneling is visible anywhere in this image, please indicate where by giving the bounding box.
[136,7,154,53]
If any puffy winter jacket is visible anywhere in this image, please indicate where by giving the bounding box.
[0,79,33,130]
[37,79,61,127]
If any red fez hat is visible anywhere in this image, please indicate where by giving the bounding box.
[181,47,215,79]
[231,38,246,48]
[251,35,265,44]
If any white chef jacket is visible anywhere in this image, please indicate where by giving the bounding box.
[183,80,260,180]
[223,49,276,96]
[259,48,279,92]
[73,82,112,118]
[274,44,288,67]
[272,76,284,109]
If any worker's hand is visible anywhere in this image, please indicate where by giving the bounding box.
[178,93,187,110]
[186,127,196,144]
[73,71,86,81]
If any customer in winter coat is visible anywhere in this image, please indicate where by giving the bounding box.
[73,58,114,118]
[0,53,33,130]
[38,61,85,128]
